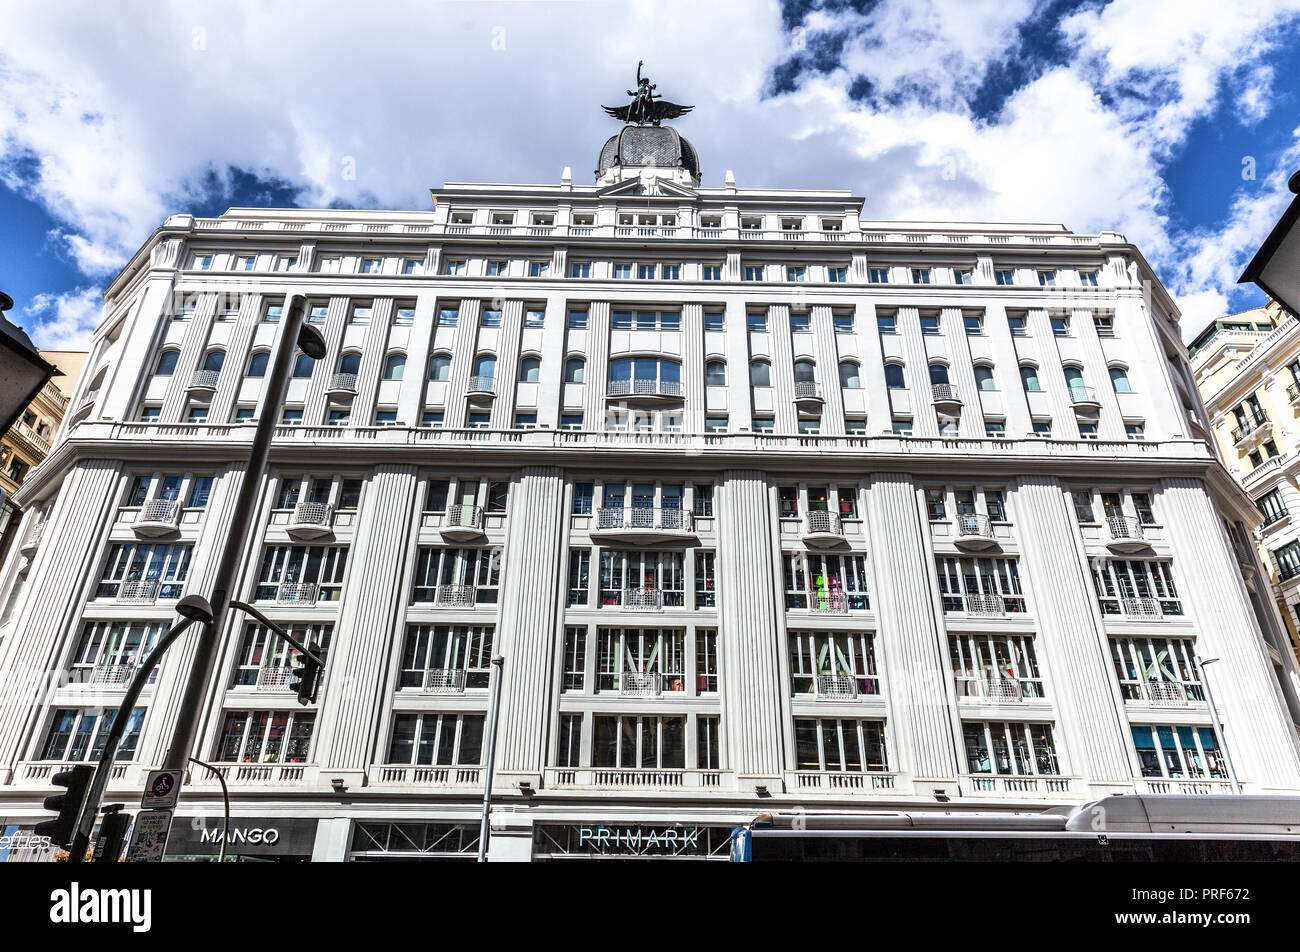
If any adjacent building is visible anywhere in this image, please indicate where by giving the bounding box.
[1,107,1298,862]
[1190,300,1300,663]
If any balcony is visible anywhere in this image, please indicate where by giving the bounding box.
[466,375,496,399]
[1231,412,1271,449]
[953,513,996,550]
[188,369,220,395]
[286,501,334,540]
[606,378,683,405]
[326,372,358,402]
[371,765,482,786]
[964,593,1006,616]
[808,593,849,614]
[544,767,728,791]
[1289,382,1300,407]
[256,666,292,691]
[192,763,311,786]
[802,510,845,548]
[440,504,486,542]
[133,499,181,538]
[958,677,1042,702]
[1140,681,1190,706]
[621,587,663,611]
[276,582,318,605]
[815,674,860,697]
[422,668,467,693]
[1140,778,1233,795]
[434,584,476,608]
[1105,516,1149,553]
[1068,385,1101,411]
[931,383,962,411]
[620,671,662,696]
[591,507,695,544]
[87,663,140,687]
[1120,596,1162,619]
[117,579,160,604]
[962,774,1073,796]
[792,380,824,407]
[788,771,896,792]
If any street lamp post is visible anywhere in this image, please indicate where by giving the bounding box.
[476,655,505,862]
[1196,656,1242,795]
[155,294,325,851]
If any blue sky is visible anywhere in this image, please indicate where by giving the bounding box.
[1,0,1298,348]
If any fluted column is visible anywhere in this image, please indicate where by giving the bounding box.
[583,301,611,430]
[160,294,219,421]
[681,303,706,433]
[810,305,845,433]
[489,300,524,429]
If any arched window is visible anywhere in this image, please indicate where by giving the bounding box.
[749,360,771,387]
[609,357,680,390]
[794,360,816,383]
[519,357,541,383]
[246,351,269,377]
[928,363,950,386]
[705,360,727,386]
[838,361,861,389]
[885,363,905,389]
[474,355,497,379]
[563,357,585,383]
[382,353,406,380]
[1109,366,1132,393]
[974,365,996,391]
[1020,365,1042,392]
[338,352,362,376]
[429,354,451,381]
[202,350,225,373]
[155,351,179,376]
[292,353,315,378]
[1063,366,1085,390]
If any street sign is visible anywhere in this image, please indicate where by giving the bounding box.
[140,769,183,810]
[124,809,172,863]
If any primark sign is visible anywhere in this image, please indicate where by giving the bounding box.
[539,823,727,858]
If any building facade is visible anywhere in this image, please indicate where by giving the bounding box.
[1,120,1299,862]
[1190,300,1300,664]
[0,352,85,567]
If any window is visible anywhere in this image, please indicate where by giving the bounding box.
[833,314,854,334]
[398,624,494,690]
[705,360,727,386]
[96,542,192,599]
[525,309,545,328]
[1050,314,1069,336]
[1008,313,1027,336]
[561,414,583,431]
[234,407,255,422]
[702,265,722,281]
[949,634,1044,699]
[963,722,1059,776]
[1037,270,1056,287]
[438,307,459,327]
[443,259,466,276]
[1130,725,1226,781]
[920,314,940,335]
[1080,270,1099,287]
[412,547,502,604]
[1019,365,1042,392]
[305,301,328,324]
[374,410,398,427]
[1125,423,1145,441]
[1093,312,1113,335]
[236,255,256,272]
[428,354,451,381]
[884,364,906,389]
[935,556,1025,613]
[790,313,811,333]
[845,417,867,435]
[216,710,315,764]
[828,266,848,283]
[1091,559,1182,616]
[68,621,167,685]
[743,266,764,282]
[613,263,632,279]
[387,711,486,766]
[974,366,996,391]
[402,258,423,275]
[1258,488,1288,526]
[382,354,406,381]
[41,708,145,762]
[746,312,768,333]
[787,266,807,283]
[254,545,349,602]
[1110,637,1204,703]
[610,310,680,331]
[911,268,931,285]
[1109,367,1132,393]
[594,628,689,694]
[232,622,333,689]
[292,353,314,378]
[790,631,879,696]
[984,421,1005,438]
[360,257,382,274]
[529,261,550,277]
[479,308,502,328]
[749,361,771,387]
[467,413,490,429]
[217,297,240,321]
[868,268,890,284]
[782,552,870,610]
[660,264,681,280]
[954,268,973,285]
[263,300,284,323]
[186,405,209,424]
[421,411,444,428]
[794,718,889,773]
[838,362,862,389]
[752,417,775,433]
[155,351,179,376]
[1033,420,1052,438]
[599,551,685,608]
[593,715,686,768]
[280,408,303,426]
[963,313,983,335]
[192,254,213,270]
[519,357,541,383]
[486,260,508,277]
[1078,423,1098,440]
[568,309,588,329]
[877,313,897,334]
[570,262,591,278]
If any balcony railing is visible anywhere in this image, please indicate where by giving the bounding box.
[276,582,318,605]
[955,513,993,540]
[1142,681,1189,706]
[256,666,292,691]
[1231,411,1269,445]
[931,383,961,405]
[809,593,849,614]
[805,510,843,537]
[373,765,482,786]
[1141,778,1233,795]
[964,593,1006,615]
[793,380,823,402]
[815,674,859,697]
[327,372,358,396]
[1068,385,1099,406]
[88,663,138,686]
[962,677,1042,701]
[444,504,484,531]
[963,774,1071,795]
[288,501,333,538]
[545,767,726,790]
[1120,596,1161,618]
[423,668,467,693]
[607,378,683,399]
[434,584,476,608]
[467,375,496,394]
[595,507,693,532]
[135,498,181,530]
[189,369,221,391]
[117,579,160,604]
[789,771,896,791]
[1289,382,1300,406]
[1106,516,1145,543]
[622,588,663,610]
[620,671,662,696]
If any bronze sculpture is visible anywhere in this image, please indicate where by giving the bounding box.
[602,60,693,126]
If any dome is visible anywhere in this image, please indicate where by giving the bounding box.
[597,125,700,180]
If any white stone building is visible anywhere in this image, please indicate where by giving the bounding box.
[0,119,1298,861]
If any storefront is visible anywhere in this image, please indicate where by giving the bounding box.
[347,821,480,861]
[164,816,318,862]
[532,823,733,861]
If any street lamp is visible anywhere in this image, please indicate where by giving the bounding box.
[154,294,325,855]
[1195,656,1242,795]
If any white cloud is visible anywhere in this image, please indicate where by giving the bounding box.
[0,0,1298,344]
[21,286,103,350]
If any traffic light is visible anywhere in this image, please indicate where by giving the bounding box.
[287,642,324,706]
[33,764,94,848]
[94,804,130,863]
